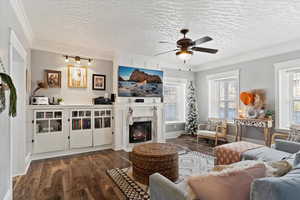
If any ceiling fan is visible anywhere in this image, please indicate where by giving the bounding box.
[155,29,218,61]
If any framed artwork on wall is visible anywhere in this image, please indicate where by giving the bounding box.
[92,74,106,90]
[44,69,61,88]
[67,65,87,88]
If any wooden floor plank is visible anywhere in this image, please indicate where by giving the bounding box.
[13,136,213,200]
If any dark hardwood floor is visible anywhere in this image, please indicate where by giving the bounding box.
[13,136,213,200]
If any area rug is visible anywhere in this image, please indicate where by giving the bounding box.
[107,151,215,200]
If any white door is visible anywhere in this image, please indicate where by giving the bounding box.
[10,48,26,176]
[33,110,66,153]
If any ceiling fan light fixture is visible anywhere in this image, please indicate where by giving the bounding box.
[176,50,193,61]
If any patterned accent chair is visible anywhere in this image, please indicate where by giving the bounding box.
[196,118,228,146]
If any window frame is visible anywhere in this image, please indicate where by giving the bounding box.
[207,70,240,122]
[164,77,187,124]
[275,58,300,131]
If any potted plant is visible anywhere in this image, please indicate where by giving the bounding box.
[265,110,274,119]
[57,98,64,105]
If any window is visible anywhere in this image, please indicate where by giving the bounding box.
[164,78,186,123]
[292,72,300,124]
[208,70,239,121]
[276,60,300,130]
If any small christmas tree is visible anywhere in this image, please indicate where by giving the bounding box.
[185,81,198,135]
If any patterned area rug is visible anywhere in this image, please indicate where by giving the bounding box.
[107,151,215,200]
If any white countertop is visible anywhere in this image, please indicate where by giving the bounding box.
[27,104,113,110]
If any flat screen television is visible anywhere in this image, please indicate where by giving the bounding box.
[118,66,163,97]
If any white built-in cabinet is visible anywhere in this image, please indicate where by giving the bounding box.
[29,105,113,155]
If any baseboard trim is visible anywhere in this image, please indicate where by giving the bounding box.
[30,145,113,161]
[24,153,31,174]
[165,131,184,139]
[4,189,12,200]
[227,135,264,145]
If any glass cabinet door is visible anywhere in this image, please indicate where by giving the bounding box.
[36,120,49,134]
[104,117,111,128]
[82,118,91,130]
[50,119,62,132]
[94,118,102,129]
[72,119,82,130]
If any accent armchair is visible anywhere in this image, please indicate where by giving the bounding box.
[271,124,300,144]
[196,118,228,146]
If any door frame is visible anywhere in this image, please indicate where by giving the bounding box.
[9,29,27,194]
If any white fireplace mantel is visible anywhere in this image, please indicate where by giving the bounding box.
[113,102,165,151]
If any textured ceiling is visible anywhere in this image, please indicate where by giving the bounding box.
[23,0,300,68]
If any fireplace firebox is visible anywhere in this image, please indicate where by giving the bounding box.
[129,121,152,143]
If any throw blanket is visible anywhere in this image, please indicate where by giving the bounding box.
[214,142,263,165]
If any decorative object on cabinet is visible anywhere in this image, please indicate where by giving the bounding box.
[57,98,63,105]
[44,69,61,88]
[239,89,266,119]
[31,96,49,105]
[31,80,46,96]
[92,74,106,90]
[67,64,87,88]
[0,57,17,117]
[93,96,112,105]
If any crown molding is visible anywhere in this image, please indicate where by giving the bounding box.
[32,39,114,61]
[193,38,300,72]
[9,0,34,46]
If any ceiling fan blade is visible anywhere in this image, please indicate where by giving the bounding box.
[154,49,178,56]
[158,41,175,44]
[192,47,218,54]
[193,36,213,45]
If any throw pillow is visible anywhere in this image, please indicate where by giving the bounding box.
[266,160,292,177]
[187,163,266,200]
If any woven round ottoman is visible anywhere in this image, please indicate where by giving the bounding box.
[131,143,179,185]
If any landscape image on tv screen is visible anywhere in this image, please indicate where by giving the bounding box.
[118,66,163,97]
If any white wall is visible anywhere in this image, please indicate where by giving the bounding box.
[30,49,113,105]
[0,0,31,198]
[195,50,300,140]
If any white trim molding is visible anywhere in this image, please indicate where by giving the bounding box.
[10,29,27,59]
[9,0,34,45]
[206,69,240,81]
[274,58,300,130]
[3,189,12,200]
[32,40,114,61]
[165,131,184,139]
[194,39,300,71]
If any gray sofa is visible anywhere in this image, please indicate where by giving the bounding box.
[149,139,300,200]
